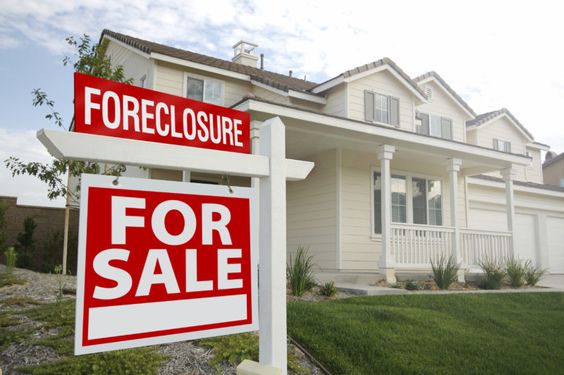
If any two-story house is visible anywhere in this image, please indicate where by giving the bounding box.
[98,30,564,283]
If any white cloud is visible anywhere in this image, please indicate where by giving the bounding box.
[0,129,65,207]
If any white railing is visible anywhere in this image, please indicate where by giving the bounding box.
[390,224,513,269]
[460,228,512,267]
[391,224,455,267]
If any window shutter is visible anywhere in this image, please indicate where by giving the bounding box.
[441,118,452,139]
[365,91,374,122]
[389,97,399,126]
[416,113,429,135]
[493,139,499,150]
[505,142,511,153]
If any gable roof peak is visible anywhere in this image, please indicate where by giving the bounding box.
[467,107,534,141]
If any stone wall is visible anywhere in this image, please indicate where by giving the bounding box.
[0,196,79,273]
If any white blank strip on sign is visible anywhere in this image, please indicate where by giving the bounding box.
[88,295,247,340]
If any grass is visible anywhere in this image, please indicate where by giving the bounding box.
[288,293,564,375]
[0,272,26,288]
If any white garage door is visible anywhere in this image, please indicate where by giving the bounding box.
[547,217,564,274]
[514,214,537,263]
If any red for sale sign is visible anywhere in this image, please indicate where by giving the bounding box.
[75,174,258,354]
[73,72,251,154]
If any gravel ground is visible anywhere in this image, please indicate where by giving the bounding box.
[0,266,324,375]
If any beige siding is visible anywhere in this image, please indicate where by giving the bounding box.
[155,61,251,106]
[525,148,543,184]
[543,159,564,187]
[323,84,347,117]
[415,80,471,142]
[106,41,150,86]
[287,150,337,270]
[348,70,415,131]
[467,130,477,145]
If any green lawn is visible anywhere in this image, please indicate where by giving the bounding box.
[288,293,564,375]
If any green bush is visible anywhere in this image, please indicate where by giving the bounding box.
[16,216,36,268]
[524,260,546,286]
[404,280,420,291]
[287,246,316,296]
[506,257,526,287]
[319,281,337,297]
[4,246,17,274]
[431,254,459,290]
[479,257,506,289]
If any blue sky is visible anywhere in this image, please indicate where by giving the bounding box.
[1,0,564,207]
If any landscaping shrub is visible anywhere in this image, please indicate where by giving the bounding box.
[478,257,506,289]
[4,246,17,274]
[287,246,316,296]
[430,254,458,290]
[16,216,37,268]
[404,280,420,291]
[524,260,546,286]
[319,281,337,297]
[506,257,526,287]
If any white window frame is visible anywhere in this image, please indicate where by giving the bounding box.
[183,72,225,106]
[415,111,453,140]
[493,138,511,153]
[370,167,444,237]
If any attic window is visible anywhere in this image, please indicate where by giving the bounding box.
[364,91,399,126]
[493,139,511,153]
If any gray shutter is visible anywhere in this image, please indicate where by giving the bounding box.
[417,113,429,135]
[365,91,374,122]
[505,142,511,153]
[389,97,399,126]
[441,118,452,139]
[493,139,499,150]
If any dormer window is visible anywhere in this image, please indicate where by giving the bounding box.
[493,138,511,153]
[364,91,399,126]
[415,112,452,140]
[186,74,224,106]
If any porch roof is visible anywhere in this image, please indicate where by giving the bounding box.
[233,97,531,175]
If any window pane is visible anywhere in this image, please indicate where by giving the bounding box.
[412,178,427,224]
[428,180,442,225]
[430,115,441,137]
[504,141,511,153]
[441,118,452,140]
[391,175,406,223]
[373,172,382,234]
[374,94,389,124]
[187,77,204,101]
[204,80,223,105]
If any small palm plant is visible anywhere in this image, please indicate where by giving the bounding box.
[430,254,459,290]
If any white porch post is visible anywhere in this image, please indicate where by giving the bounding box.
[258,118,287,374]
[447,158,465,282]
[501,167,516,256]
[378,144,396,283]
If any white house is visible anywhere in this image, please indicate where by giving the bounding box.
[98,30,564,283]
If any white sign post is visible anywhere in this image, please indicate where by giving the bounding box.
[38,117,313,374]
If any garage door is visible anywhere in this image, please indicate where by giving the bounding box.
[547,217,564,274]
[514,214,537,263]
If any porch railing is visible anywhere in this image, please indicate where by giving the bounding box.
[391,224,455,268]
[460,228,512,268]
[390,224,513,269]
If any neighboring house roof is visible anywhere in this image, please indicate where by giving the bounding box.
[101,29,318,93]
[466,108,534,141]
[413,71,477,118]
[472,174,564,193]
[543,152,564,168]
[310,57,428,102]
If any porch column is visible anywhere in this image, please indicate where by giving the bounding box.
[378,144,396,283]
[501,167,516,256]
[447,158,465,282]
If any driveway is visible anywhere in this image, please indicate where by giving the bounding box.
[538,274,564,290]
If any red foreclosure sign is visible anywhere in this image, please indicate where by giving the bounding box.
[75,174,258,354]
[74,72,251,154]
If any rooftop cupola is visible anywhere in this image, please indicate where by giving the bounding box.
[232,41,259,68]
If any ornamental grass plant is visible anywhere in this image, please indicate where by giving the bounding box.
[430,254,459,290]
[287,246,316,296]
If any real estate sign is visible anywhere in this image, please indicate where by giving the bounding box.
[74,174,258,354]
[73,72,251,154]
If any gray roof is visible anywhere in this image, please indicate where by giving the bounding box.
[316,57,427,98]
[413,71,477,117]
[101,29,318,93]
[466,108,534,140]
[473,174,564,193]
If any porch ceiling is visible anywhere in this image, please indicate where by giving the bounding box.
[240,99,531,176]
